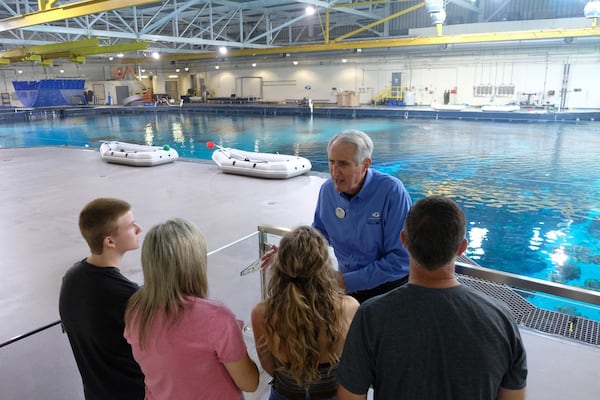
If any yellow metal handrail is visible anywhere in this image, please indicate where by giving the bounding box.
[372,86,406,103]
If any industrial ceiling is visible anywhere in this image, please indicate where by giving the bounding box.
[0,0,599,66]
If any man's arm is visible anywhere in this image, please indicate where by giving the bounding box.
[342,244,408,291]
[342,184,412,291]
[337,384,367,400]
[497,387,526,400]
[312,184,331,243]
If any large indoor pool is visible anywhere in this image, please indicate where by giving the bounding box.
[2,112,599,317]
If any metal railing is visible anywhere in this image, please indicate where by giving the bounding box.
[255,224,600,345]
[0,230,261,350]
[3,224,600,351]
[256,224,600,306]
[0,320,62,350]
[455,260,600,306]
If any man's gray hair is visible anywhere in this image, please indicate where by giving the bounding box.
[327,129,373,164]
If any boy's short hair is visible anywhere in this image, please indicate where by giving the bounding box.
[79,198,131,254]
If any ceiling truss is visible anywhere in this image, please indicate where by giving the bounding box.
[0,0,598,66]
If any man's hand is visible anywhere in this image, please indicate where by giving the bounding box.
[260,245,278,270]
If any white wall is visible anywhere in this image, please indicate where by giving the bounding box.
[200,47,599,108]
[3,44,600,109]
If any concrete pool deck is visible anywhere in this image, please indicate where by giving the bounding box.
[0,146,598,399]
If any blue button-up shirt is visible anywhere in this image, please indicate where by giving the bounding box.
[313,169,412,292]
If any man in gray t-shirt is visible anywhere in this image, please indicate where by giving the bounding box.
[337,196,527,400]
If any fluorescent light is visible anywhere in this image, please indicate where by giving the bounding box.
[168,75,178,78]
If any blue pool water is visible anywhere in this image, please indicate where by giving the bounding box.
[2,113,599,318]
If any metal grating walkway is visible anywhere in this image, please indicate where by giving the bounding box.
[456,256,600,346]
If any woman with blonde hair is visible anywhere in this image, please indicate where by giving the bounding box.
[124,218,259,400]
[251,225,359,400]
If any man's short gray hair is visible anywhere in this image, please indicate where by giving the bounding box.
[327,129,373,164]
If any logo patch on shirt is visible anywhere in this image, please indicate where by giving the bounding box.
[367,211,381,224]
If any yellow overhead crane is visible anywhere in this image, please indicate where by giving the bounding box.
[0,0,155,65]
[0,38,148,65]
[0,0,161,31]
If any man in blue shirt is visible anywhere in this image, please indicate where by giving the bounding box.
[312,129,412,303]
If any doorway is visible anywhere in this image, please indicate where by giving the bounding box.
[165,81,179,101]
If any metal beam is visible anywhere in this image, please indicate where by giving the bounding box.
[41,41,148,60]
[302,0,377,19]
[156,26,600,62]
[38,0,60,11]
[0,38,146,64]
[140,0,203,35]
[333,1,425,43]
[0,38,99,58]
[447,0,480,13]
[0,0,162,32]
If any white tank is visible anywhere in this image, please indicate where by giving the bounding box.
[404,91,415,106]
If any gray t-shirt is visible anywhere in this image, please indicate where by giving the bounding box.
[337,284,527,400]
